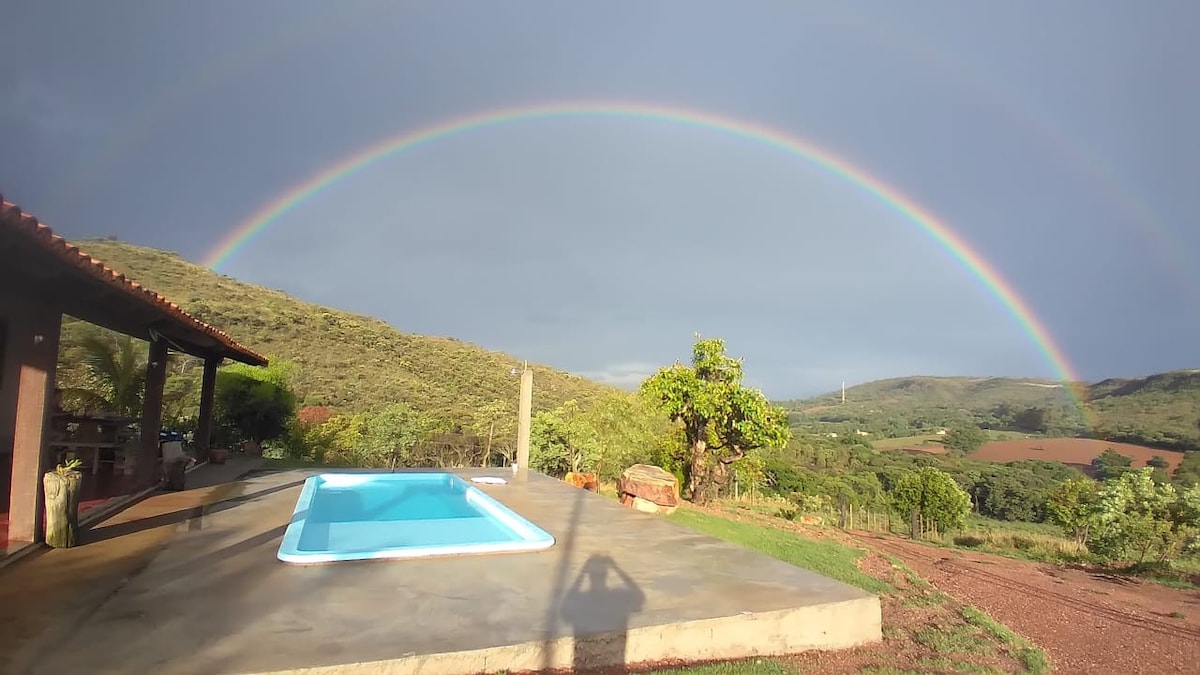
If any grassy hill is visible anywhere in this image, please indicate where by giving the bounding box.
[780,374,1200,452]
[61,239,616,421]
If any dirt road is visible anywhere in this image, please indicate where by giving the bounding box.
[857,533,1200,674]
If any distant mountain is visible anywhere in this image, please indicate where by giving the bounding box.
[61,239,616,421]
[780,373,1200,452]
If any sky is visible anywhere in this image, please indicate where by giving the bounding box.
[2,1,1198,399]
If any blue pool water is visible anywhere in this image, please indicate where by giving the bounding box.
[277,472,555,564]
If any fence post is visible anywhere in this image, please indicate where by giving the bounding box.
[838,496,849,529]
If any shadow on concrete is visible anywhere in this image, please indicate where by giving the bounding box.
[84,478,306,544]
[540,481,589,671]
[560,554,645,673]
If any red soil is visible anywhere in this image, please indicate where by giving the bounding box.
[892,437,1185,475]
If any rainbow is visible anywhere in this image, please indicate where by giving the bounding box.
[202,100,1090,415]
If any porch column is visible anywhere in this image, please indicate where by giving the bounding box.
[194,355,221,461]
[7,308,62,543]
[136,338,169,488]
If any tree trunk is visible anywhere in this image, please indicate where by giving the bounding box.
[44,470,83,548]
[686,439,708,504]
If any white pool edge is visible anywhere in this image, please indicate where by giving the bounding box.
[276,472,556,564]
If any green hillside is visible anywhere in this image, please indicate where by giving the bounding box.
[61,239,616,421]
[781,373,1200,452]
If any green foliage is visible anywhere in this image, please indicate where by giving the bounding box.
[56,325,148,417]
[944,425,988,455]
[1044,478,1100,545]
[1088,468,1200,564]
[781,372,1200,452]
[641,336,791,503]
[214,361,298,446]
[1175,452,1200,488]
[889,466,972,532]
[529,392,677,482]
[666,507,892,594]
[59,240,615,423]
[1091,447,1134,481]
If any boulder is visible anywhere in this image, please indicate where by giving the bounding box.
[617,464,680,514]
[621,494,677,515]
[564,471,599,492]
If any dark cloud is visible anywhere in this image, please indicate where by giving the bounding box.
[3,1,1197,398]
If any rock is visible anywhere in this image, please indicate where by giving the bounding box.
[564,471,599,492]
[621,494,677,515]
[617,464,680,513]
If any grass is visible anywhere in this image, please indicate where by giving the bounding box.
[871,435,944,450]
[959,607,1050,674]
[58,239,615,418]
[666,507,892,594]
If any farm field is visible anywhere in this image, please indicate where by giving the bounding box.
[884,436,1186,473]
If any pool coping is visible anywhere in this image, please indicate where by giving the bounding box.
[276,471,556,564]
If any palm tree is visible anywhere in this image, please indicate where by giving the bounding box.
[60,330,148,417]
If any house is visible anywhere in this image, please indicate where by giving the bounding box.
[1,193,266,549]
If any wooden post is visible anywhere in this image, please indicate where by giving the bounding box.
[6,307,62,543]
[194,355,220,461]
[136,338,169,488]
[43,468,82,547]
[910,508,920,540]
[515,363,532,475]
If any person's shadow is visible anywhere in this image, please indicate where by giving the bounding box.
[559,554,646,673]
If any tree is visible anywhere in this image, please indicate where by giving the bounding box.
[358,402,438,468]
[1089,468,1178,563]
[1147,455,1170,470]
[1045,478,1100,546]
[214,361,297,446]
[1013,406,1049,433]
[640,336,791,504]
[980,474,1042,522]
[943,425,987,455]
[60,330,148,417]
[529,401,600,478]
[1091,448,1134,481]
[888,466,972,533]
[1174,452,1200,488]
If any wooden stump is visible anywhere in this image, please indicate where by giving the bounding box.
[43,470,83,549]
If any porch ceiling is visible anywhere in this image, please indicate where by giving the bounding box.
[0,195,267,366]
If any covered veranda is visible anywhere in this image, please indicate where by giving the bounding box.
[0,193,266,551]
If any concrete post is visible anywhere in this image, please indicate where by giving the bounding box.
[136,338,169,488]
[515,365,533,476]
[194,355,220,461]
[7,308,62,543]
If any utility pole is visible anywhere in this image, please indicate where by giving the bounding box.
[515,361,533,477]
[841,381,846,404]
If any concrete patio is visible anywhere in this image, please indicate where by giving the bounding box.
[2,465,881,674]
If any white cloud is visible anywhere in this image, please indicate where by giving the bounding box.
[579,362,664,389]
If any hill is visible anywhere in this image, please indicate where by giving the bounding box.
[781,374,1200,452]
[60,239,616,421]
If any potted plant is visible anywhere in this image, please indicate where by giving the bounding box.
[44,458,84,548]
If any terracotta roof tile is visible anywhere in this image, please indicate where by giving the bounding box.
[0,193,267,366]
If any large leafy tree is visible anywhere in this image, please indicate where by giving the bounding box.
[215,361,297,446]
[640,336,791,504]
[889,466,972,533]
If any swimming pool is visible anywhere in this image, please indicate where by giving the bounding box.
[277,472,555,564]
